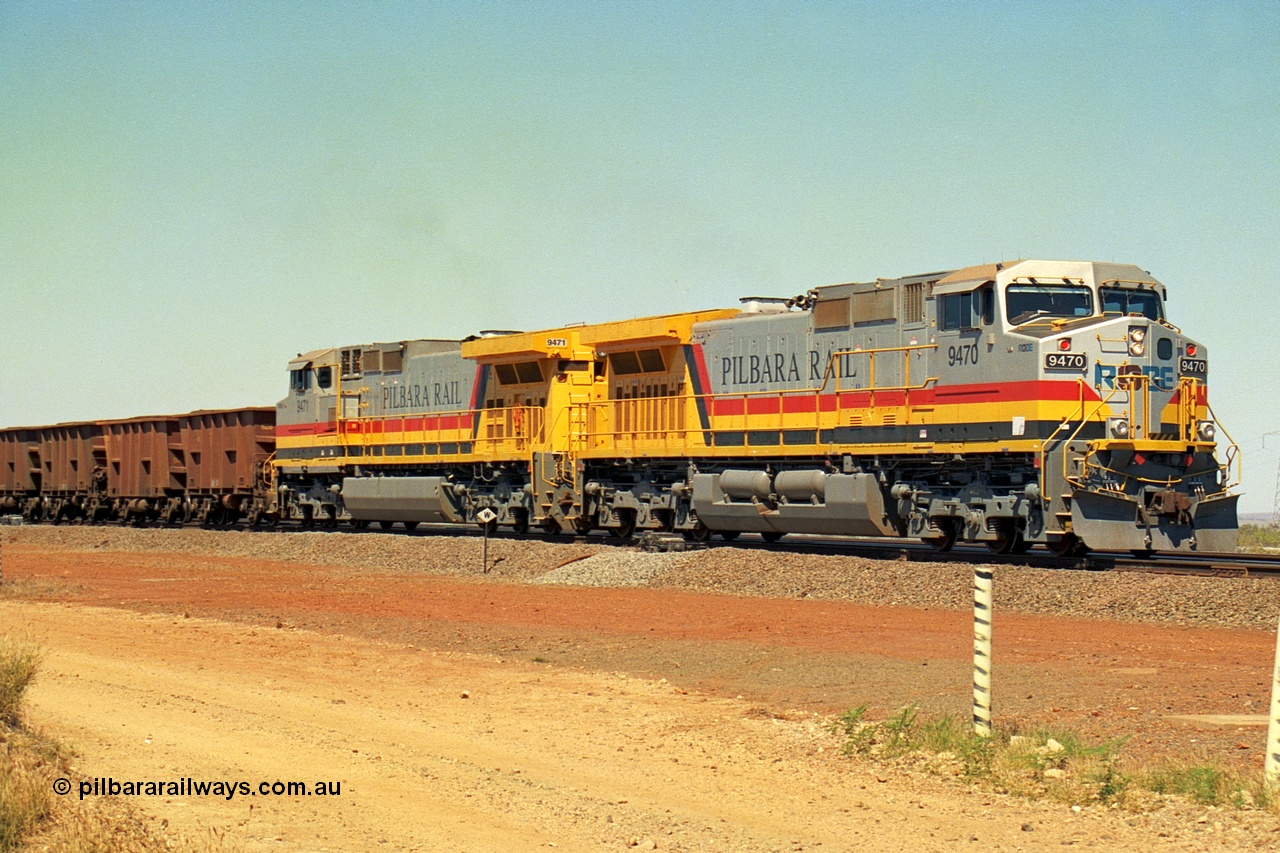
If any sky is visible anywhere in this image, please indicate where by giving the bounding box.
[1,1,1278,515]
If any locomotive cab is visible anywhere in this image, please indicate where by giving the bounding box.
[930,260,1237,553]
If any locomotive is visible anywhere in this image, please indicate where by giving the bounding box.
[272,259,1238,554]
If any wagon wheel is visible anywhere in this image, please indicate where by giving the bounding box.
[403,521,419,532]
[378,520,394,530]
[760,531,785,544]
[719,530,740,542]
[350,519,370,529]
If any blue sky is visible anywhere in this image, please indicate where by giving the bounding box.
[2,1,1278,514]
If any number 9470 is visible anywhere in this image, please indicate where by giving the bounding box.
[947,343,979,367]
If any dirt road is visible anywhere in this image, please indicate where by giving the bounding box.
[4,534,1280,850]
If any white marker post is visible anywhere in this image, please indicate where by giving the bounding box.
[973,566,994,738]
[1265,607,1280,794]
[477,508,498,573]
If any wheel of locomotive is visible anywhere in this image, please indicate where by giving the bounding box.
[321,505,339,529]
[608,509,637,540]
[403,521,419,532]
[299,505,315,529]
[1011,536,1033,555]
[683,520,712,542]
[511,509,530,535]
[573,514,595,536]
[760,531,785,544]
[719,530,740,542]
[652,509,675,533]
[985,520,1020,555]
[540,516,562,536]
[922,518,959,552]
[1046,532,1088,558]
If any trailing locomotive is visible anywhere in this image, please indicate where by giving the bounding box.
[271,259,1238,554]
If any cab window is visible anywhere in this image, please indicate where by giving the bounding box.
[1100,287,1163,321]
[1005,284,1092,325]
[939,286,993,331]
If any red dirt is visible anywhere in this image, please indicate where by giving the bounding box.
[4,540,1280,850]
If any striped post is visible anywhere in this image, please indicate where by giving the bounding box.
[1265,607,1280,792]
[973,566,994,738]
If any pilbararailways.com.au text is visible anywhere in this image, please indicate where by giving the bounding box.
[61,777,341,801]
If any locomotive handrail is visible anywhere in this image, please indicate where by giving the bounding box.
[1203,397,1242,490]
[1057,371,1238,494]
[815,343,938,396]
[1059,379,1124,490]
[333,404,543,460]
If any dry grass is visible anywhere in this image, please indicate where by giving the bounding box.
[0,578,83,602]
[0,635,237,852]
[0,638,40,727]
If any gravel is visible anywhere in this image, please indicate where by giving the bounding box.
[5,525,1280,630]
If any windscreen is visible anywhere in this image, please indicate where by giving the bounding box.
[1100,286,1163,321]
[1005,284,1093,325]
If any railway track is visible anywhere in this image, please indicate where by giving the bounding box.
[11,514,1276,581]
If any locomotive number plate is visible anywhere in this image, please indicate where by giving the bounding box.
[1044,353,1086,371]
[1179,357,1207,375]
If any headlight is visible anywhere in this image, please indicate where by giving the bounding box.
[1128,326,1146,356]
[1109,419,1131,438]
[1197,420,1215,441]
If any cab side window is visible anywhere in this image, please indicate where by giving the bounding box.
[939,286,992,330]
